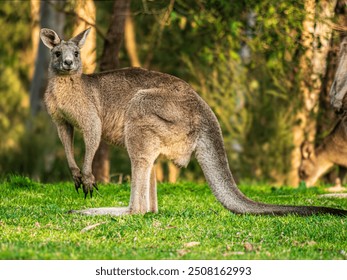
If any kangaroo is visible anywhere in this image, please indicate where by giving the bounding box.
[330,37,347,112]
[40,28,347,216]
[299,117,347,191]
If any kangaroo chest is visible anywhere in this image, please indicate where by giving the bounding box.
[45,77,93,129]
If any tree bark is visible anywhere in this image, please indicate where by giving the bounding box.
[30,0,65,116]
[92,0,130,183]
[317,0,347,139]
[288,0,337,186]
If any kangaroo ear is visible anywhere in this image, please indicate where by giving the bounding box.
[70,28,91,48]
[40,28,61,49]
[301,141,315,159]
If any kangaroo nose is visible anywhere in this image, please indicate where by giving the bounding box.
[64,59,73,66]
[299,170,307,180]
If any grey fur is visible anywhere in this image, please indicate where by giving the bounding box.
[41,28,347,216]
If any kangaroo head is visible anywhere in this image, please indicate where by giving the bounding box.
[330,37,347,111]
[40,28,90,75]
[299,141,318,186]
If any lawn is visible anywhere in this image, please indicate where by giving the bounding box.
[0,175,346,260]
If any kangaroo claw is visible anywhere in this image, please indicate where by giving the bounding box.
[72,169,83,194]
[82,183,95,199]
[77,173,97,199]
[75,182,81,193]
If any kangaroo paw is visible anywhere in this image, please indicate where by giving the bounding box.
[81,173,97,199]
[69,207,131,216]
[71,168,82,193]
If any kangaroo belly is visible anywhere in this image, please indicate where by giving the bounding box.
[101,111,126,145]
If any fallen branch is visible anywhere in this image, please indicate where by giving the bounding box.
[80,222,107,233]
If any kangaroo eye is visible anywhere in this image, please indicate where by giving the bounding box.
[55,51,61,58]
[74,51,79,57]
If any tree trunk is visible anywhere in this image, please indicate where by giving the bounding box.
[92,0,130,183]
[288,0,337,186]
[99,0,129,71]
[73,0,96,74]
[317,0,347,140]
[30,0,65,116]
[30,0,40,79]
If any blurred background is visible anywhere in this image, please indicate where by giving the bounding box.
[0,0,346,186]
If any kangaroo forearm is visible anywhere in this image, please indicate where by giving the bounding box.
[81,121,102,175]
[56,122,79,170]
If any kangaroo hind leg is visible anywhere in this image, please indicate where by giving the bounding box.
[70,156,157,216]
[127,142,159,214]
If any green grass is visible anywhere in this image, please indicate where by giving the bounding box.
[0,175,347,260]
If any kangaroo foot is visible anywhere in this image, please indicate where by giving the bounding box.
[69,207,131,216]
[81,173,98,198]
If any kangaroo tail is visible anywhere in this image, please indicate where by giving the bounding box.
[195,109,347,216]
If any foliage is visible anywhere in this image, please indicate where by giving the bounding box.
[0,2,31,173]
[0,176,347,259]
